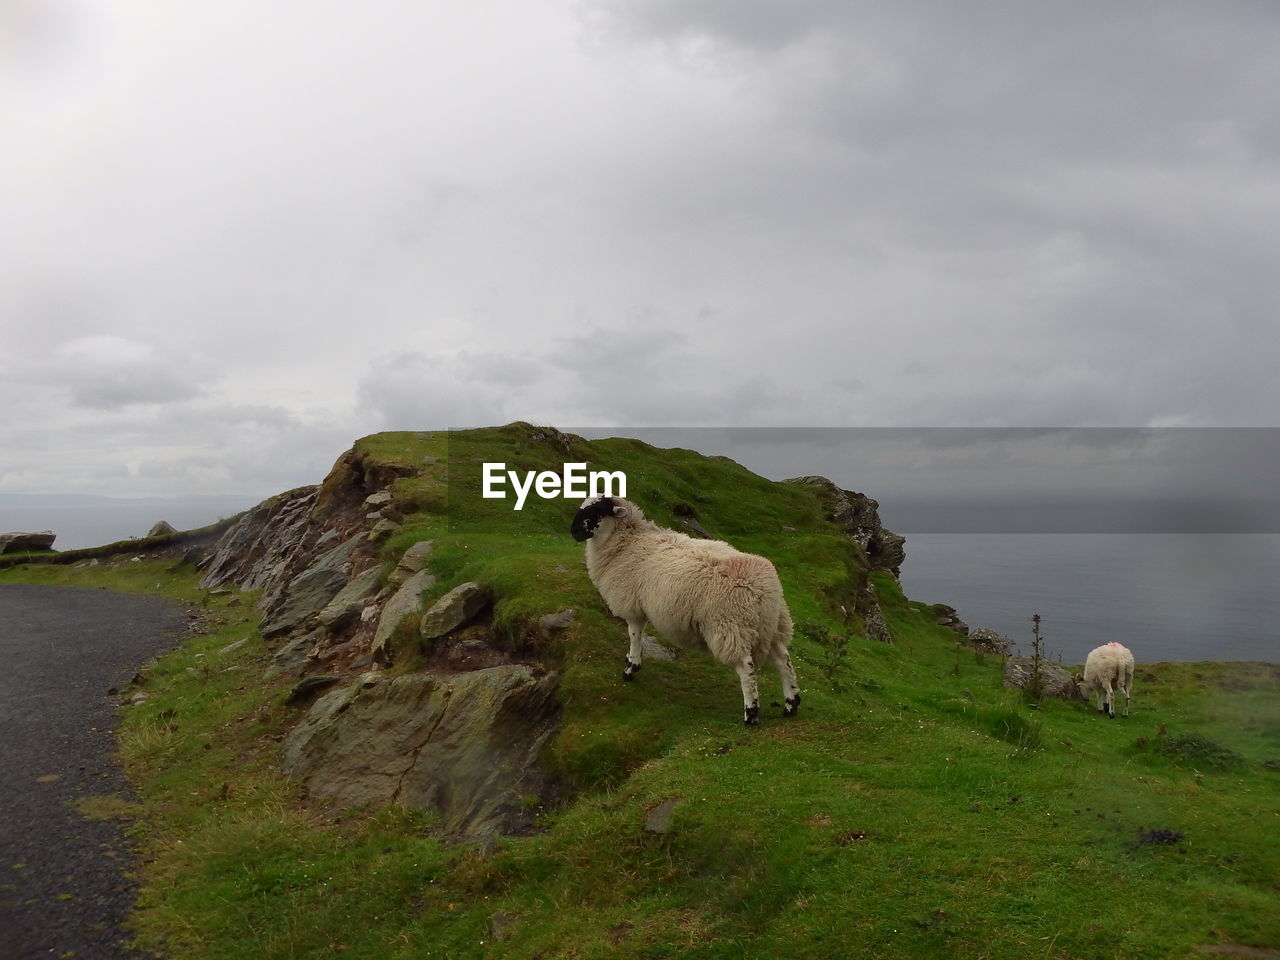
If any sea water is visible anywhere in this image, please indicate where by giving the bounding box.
[897,533,1280,664]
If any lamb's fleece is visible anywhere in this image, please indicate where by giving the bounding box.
[1081,641,1135,718]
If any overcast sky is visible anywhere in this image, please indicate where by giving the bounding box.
[3,1,1279,500]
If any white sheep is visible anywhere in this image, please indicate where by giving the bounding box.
[570,496,800,725]
[1079,642,1135,718]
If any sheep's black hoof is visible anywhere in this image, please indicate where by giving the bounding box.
[784,694,801,717]
[621,659,641,682]
[744,704,760,726]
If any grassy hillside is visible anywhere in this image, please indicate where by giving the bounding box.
[4,425,1278,959]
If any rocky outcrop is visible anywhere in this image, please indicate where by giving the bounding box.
[371,569,437,663]
[930,603,971,637]
[199,487,320,591]
[0,531,56,554]
[784,475,904,643]
[420,582,493,641]
[1003,657,1083,700]
[784,476,906,576]
[968,627,1013,656]
[281,665,560,838]
[147,521,177,537]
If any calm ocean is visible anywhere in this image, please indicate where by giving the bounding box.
[897,533,1280,665]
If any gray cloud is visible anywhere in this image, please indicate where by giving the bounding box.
[2,1,1278,498]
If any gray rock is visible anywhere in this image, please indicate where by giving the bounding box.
[266,628,326,679]
[363,490,394,510]
[219,638,250,655]
[862,600,894,645]
[199,487,319,591]
[147,520,177,537]
[281,665,560,837]
[644,797,682,834]
[0,531,56,554]
[257,532,367,638]
[388,540,435,588]
[286,675,342,706]
[318,566,383,631]
[1003,657,1082,700]
[968,627,1013,656]
[536,609,575,638]
[783,475,906,575]
[371,569,437,663]
[367,518,401,542]
[259,566,349,638]
[420,582,493,641]
[640,633,677,662]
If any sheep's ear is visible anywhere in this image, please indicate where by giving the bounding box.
[612,503,628,518]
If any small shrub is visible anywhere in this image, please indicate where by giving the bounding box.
[796,620,852,695]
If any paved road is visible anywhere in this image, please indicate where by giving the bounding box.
[0,585,188,960]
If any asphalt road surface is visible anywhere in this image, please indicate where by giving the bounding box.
[0,584,188,960]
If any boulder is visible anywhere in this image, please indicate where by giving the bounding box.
[0,531,56,554]
[147,521,177,538]
[536,608,575,640]
[371,569,437,663]
[362,490,394,511]
[281,665,560,838]
[1002,657,1082,700]
[367,518,401,542]
[317,566,383,632]
[968,627,1013,656]
[388,540,435,588]
[420,582,493,641]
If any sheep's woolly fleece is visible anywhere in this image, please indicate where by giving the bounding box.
[570,496,801,725]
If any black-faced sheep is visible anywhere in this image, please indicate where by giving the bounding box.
[1079,641,1135,718]
[569,496,800,725]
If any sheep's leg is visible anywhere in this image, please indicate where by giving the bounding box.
[1101,679,1115,718]
[622,618,646,682]
[770,645,801,717]
[734,658,760,726]
[1119,674,1132,717]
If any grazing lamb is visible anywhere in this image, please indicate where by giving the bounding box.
[569,496,800,725]
[1079,642,1135,718]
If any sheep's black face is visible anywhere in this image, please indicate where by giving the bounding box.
[570,497,616,542]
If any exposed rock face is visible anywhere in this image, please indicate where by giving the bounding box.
[421,582,493,641]
[317,567,383,632]
[199,487,320,591]
[371,569,437,663]
[147,521,177,537]
[784,475,904,643]
[1002,657,1083,700]
[388,540,434,587]
[931,603,971,637]
[0,531,56,554]
[281,665,560,838]
[784,476,906,576]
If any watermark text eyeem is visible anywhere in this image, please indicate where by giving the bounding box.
[482,462,627,510]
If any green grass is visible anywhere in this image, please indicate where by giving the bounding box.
[3,424,1278,959]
